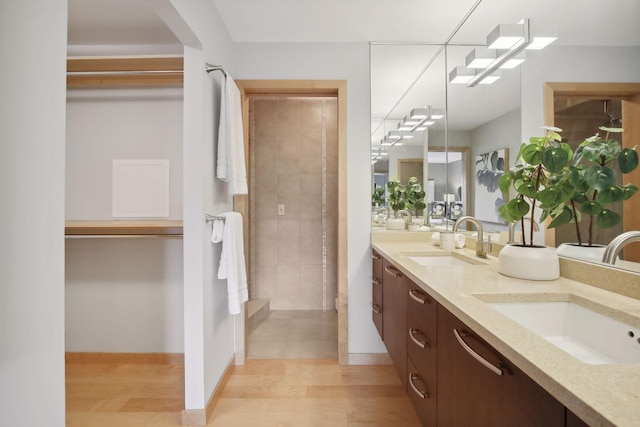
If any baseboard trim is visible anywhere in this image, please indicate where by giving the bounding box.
[65,352,184,365]
[181,357,235,426]
[348,353,392,365]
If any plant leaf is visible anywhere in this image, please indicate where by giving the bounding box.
[521,144,545,165]
[597,186,623,204]
[584,166,616,191]
[621,184,639,201]
[580,200,604,216]
[504,198,530,220]
[596,209,621,228]
[542,147,569,173]
[498,174,513,194]
[618,148,638,174]
[548,207,573,228]
[516,182,538,199]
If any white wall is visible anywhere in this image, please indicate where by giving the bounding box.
[158,0,238,411]
[0,1,68,426]
[521,45,640,244]
[235,42,386,354]
[64,88,185,353]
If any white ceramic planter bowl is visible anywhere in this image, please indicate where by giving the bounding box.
[498,244,560,281]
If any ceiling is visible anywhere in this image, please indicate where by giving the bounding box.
[68,0,640,143]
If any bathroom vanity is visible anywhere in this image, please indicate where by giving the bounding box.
[371,238,640,427]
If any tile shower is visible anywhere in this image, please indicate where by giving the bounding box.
[248,96,338,358]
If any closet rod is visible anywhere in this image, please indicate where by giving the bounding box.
[66,70,182,76]
[205,63,228,77]
[65,235,183,239]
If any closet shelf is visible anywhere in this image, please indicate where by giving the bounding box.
[65,220,183,237]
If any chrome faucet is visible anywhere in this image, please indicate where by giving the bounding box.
[453,216,489,258]
[602,231,640,264]
[508,218,540,244]
[395,209,412,226]
[377,206,391,223]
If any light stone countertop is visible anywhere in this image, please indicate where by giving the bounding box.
[371,238,640,427]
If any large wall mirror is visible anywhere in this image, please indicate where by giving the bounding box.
[371,0,640,272]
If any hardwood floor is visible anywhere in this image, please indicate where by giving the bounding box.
[66,358,421,426]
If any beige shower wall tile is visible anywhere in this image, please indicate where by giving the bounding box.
[272,265,302,310]
[326,218,338,266]
[299,128,323,173]
[276,98,300,129]
[254,127,276,175]
[299,265,325,310]
[277,219,300,265]
[325,98,338,130]
[277,174,300,219]
[253,99,277,126]
[326,263,338,310]
[276,128,300,174]
[256,219,278,266]
[300,219,323,265]
[326,128,338,174]
[300,99,323,129]
[256,174,277,218]
[255,265,277,301]
[326,173,338,219]
[300,174,322,219]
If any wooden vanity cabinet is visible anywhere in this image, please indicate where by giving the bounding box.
[436,305,565,427]
[372,250,383,339]
[382,259,408,390]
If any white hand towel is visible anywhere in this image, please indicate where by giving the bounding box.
[211,218,224,243]
[216,75,248,195]
[216,212,248,315]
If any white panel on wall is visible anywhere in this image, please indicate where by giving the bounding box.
[112,159,170,217]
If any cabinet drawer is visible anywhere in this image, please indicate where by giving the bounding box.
[407,310,437,385]
[372,274,382,305]
[372,297,383,339]
[372,250,383,283]
[407,357,437,427]
[407,282,437,339]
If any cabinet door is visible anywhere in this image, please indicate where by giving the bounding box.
[372,250,383,339]
[382,260,408,390]
[567,409,590,427]
[437,305,564,427]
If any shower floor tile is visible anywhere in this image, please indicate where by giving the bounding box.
[248,310,338,359]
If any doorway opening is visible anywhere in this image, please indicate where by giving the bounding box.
[235,80,348,364]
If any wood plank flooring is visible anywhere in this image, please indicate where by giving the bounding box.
[66,358,421,426]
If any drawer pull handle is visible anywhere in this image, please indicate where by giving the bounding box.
[372,304,382,314]
[453,329,503,376]
[408,373,429,399]
[384,265,401,278]
[409,289,429,304]
[409,328,429,349]
[372,252,381,260]
[372,277,381,286]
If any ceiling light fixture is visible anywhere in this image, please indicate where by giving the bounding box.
[450,18,556,88]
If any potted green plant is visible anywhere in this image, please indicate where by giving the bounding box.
[371,186,385,208]
[545,127,638,257]
[497,126,570,280]
[405,176,427,216]
[386,178,406,212]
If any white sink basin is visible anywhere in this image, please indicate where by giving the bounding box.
[404,251,485,266]
[488,300,640,364]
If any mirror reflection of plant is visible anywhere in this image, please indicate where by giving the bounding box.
[405,176,426,215]
[499,127,573,246]
[545,127,638,246]
[386,178,406,212]
[372,186,385,207]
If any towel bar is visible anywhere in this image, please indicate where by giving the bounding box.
[205,214,225,223]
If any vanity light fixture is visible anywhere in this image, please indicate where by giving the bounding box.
[388,130,414,140]
[450,18,556,88]
[449,66,501,85]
